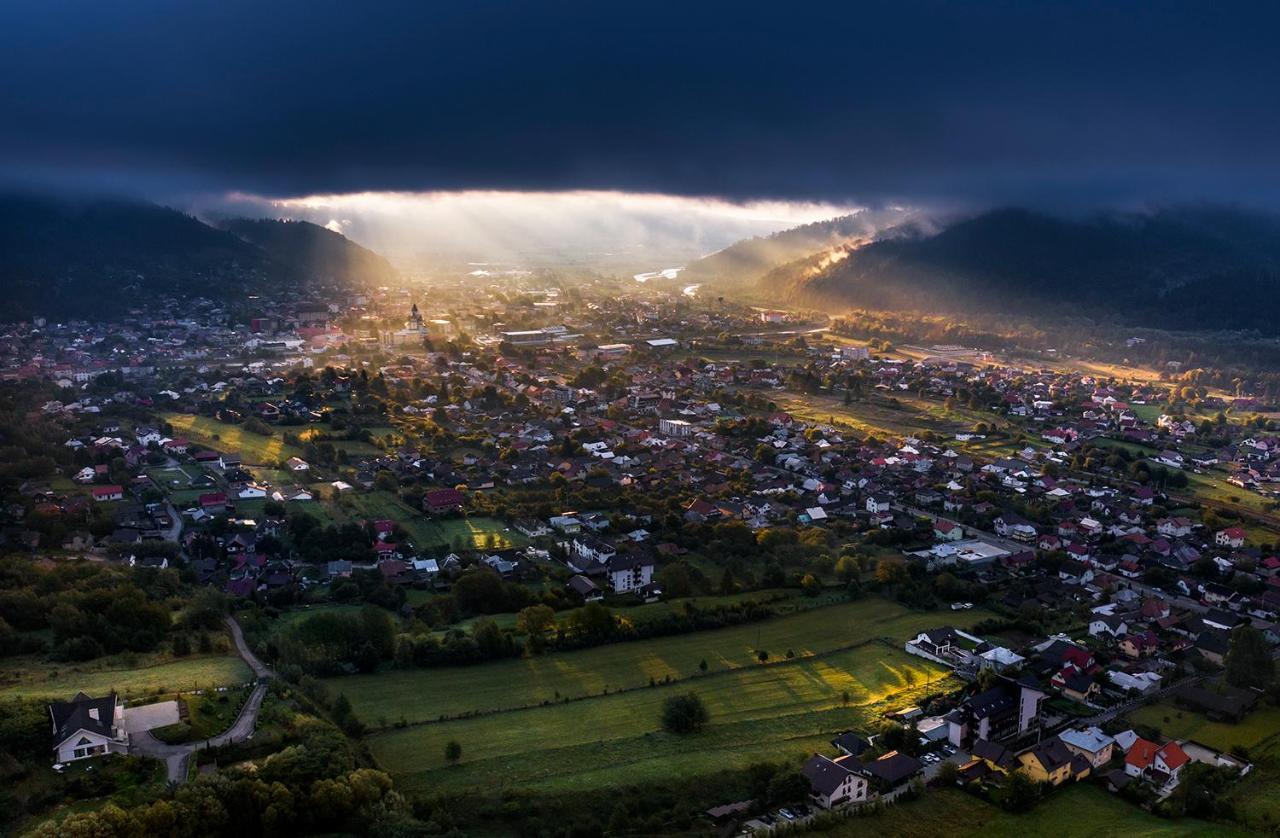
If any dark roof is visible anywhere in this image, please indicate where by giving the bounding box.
[862,751,923,785]
[971,738,1017,769]
[49,692,117,743]
[1175,683,1257,717]
[969,682,1018,720]
[831,731,871,756]
[1023,736,1076,772]
[802,754,854,795]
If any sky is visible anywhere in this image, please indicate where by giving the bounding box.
[2,1,1278,238]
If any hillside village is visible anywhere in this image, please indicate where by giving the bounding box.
[2,280,1280,834]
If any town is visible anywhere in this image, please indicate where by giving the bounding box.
[1,276,1278,836]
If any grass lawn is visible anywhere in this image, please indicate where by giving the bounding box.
[145,465,197,489]
[151,686,251,744]
[826,785,1244,837]
[369,642,952,794]
[1174,467,1280,520]
[406,515,529,551]
[327,598,991,724]
[1225,735,1280,832]
[1127,701,1280,753]
[164,413,303,466]
[0,654,253,701]
[313,491,526,550]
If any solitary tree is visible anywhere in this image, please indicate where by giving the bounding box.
[445,740,462,765]
[661,692,710,734]
[1225,625,1275,690]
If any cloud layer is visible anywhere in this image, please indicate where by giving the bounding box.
[2,1,1279,205]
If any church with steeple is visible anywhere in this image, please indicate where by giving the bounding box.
[383,301,432,347]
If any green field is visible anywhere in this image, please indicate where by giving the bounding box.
[322,490,526,550]
[165,413,302,465]
[1226,735,1280,831]
[1126,700,1280,831]
[1175,467,1280,520]
[0,654,253,701]
[1127,701,1280,753]
[326,598,989,723]
[145,465,199,489]
[369,642,951,794]
[826,785,1245,837]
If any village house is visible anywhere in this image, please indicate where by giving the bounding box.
[49,692,129,763]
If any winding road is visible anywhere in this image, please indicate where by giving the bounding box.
[131,616,272,783]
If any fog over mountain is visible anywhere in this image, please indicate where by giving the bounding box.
[757,206,1280,332]
[201,191,867,273]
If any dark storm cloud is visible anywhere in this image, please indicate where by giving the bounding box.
[1,0,1278,205]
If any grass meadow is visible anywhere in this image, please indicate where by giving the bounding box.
[325,598,989,723]
[368,642,952,794]
[329,598,990,794]
[0,654,252,701]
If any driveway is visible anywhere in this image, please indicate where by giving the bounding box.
[131,616,272,783]
[122,700,180,734]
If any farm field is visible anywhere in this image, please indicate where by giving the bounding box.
[776,390,1032,459]
[369,642,953,794]
[164,413,302,465]
[326,598,992,723]
[0,654,252,701]
[826,785,1244,837]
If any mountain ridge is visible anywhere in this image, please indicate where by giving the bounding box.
[758,206,1280,332]
[0,194,397,319]
[681,209,920,286]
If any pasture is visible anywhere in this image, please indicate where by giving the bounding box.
[0,654,252,701]
[369,642,953,794]
[326,598,991,723]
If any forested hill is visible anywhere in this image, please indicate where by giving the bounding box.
[0,194,397,320]
[218,218,397,287]
[682,210,916,285]
[763,207,1280,332]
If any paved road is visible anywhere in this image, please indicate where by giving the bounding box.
[226,614,272,678]
[161,500,183,543]
[131,616,271,783]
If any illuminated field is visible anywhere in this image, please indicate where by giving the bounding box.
[368,642,954,794]
[346,598,989,793]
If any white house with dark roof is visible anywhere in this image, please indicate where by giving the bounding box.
[49,692,129,763]
[801,753,870,809]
